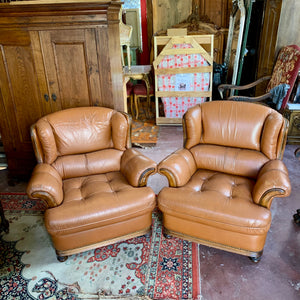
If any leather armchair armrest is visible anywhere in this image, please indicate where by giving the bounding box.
[253,160,291,209]
[120,148,157,187]
[158,148,197,187]
[26,164,63,208]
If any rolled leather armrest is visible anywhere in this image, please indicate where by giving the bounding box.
[26,163,63,208]
[158,148,197,187]
[253,160,291,209]
[120,148,157,187]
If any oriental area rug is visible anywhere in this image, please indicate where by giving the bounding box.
[0,193,201,300]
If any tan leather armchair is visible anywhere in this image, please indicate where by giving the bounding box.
[27,107,157,261]
[157,101,291,262]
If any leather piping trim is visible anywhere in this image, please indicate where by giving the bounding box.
[55,227,151,257]
[164,228,264,259]
[182,113,188,148]
[159,168,177,187]
[160,204,270,232]
[30,124,43,164]
[31,191,58,208]
[138,167,156,187]
[278,117,289,160]
[258,188,285,209]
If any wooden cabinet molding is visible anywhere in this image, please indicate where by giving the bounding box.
[0,0,124,178]
[195,0,231,28]
[0,5,121,29]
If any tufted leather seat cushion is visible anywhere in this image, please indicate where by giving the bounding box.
[159,170,271,236]
[45,172,155,251]
[46,172,155,236]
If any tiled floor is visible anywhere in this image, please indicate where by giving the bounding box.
[1,125,299,299]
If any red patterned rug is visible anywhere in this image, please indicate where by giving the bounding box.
[0,192,201,299]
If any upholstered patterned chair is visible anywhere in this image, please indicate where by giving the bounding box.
[157,101,291,262]
[218,45,300,110]
[27,107,157,261]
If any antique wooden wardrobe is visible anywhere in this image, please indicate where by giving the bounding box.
[0,0,124,180]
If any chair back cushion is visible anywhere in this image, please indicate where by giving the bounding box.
[266,45,300,110]
[183,101,287,178]
[52,149,124,179]
[33,107,130,165]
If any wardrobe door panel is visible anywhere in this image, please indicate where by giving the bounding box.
[0,30,46,175]
[2,46,42,145]
[0,35,43,146]
[39,29,102,111]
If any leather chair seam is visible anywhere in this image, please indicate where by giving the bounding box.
[159,205,270,231]
[47,205,155,234]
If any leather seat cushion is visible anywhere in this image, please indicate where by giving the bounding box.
[45,171,156,236]
[158,170,272,235]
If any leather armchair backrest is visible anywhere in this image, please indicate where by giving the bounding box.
[183,101,288,177]
[32,107,130,165]
[52,149,124,179]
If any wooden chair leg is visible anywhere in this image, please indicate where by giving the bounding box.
[56,252,68,262]
[249,256,262,263]
[128,94,134,116]
[163,230,172,239]
[248,250,263,263]
[147,95,154,118]
[134,94,139,119]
